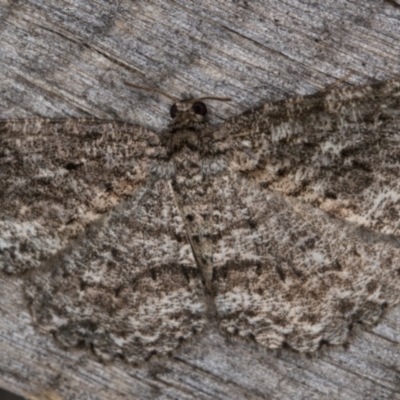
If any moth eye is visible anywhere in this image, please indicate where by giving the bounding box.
[192,101,207,116]
[170,104,178,119]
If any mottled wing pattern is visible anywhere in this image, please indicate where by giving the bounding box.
[222,79,400,235]
[25,179,206,362]
[209,79,400,350]
[3,79,400,360]
[0,119,157,273]
[208,172,400,351]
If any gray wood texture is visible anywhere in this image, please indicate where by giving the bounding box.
[1,1,400,399]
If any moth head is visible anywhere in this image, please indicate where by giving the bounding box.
[168,96,231,131]
[123,82,231,131]
[168,99,208,129]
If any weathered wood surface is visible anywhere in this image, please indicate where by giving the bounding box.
[1,1,400,399]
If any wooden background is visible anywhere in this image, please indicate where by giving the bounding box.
[1,0,400,399]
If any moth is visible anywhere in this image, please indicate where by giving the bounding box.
[1,79,400,363]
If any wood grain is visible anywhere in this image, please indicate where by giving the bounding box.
[1,0,400,399]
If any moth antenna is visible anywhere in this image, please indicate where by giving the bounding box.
[124,82,180,102]
[125,83,231,104]
[320,72,353,93]
[192,96,231,103]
